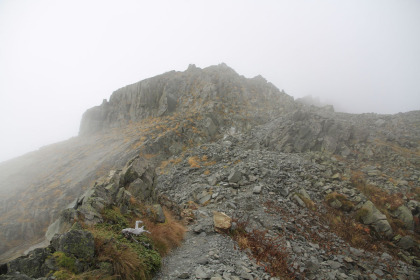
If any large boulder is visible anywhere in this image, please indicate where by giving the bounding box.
[393,205,414,230]
[152,204,166,223]
[358,201,393,238]
[228,170,242,183]
[7,247,53,278]
[120,157,155,201]
[51,229,94,260]
[127,178,153,201]
[213,212,232,232]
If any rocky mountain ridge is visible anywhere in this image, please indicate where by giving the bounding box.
[0,64,419,279]
[79,63,294,136]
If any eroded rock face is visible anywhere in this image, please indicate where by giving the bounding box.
[79,63,294,136]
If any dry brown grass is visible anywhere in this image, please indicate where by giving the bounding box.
[350,170,416,236]
[324,192,354,212]
[323,206,378,251]
[159,160,171,170]
[143,209,186,256]
[230,219,295,279]
[263,200,383,255]
[295,193,316,211]
[95,238,146,280]
[158,156,184,174]
[188,156,201,168]
[374,138,420,157]
[142,153,157,160]
[351,171,404,211]
[203,160,217,167]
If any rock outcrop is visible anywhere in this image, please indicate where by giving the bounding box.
[79,63,294,136]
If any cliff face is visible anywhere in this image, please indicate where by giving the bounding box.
[1,64,419,279]
[79,63,294,135]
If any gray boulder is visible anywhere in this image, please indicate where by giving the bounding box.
[45,208,78,243]
[128,178,153,201]
[393,205,414,230]
[358,201,393,238]
[228,170,242,183]
[120,157,155,201]
[7,247,53,278]
[397,235,415,250]
[152,204,166,223]
[51,229,94,260]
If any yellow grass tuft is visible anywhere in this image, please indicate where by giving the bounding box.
[188,156,201,168]
[143,209,186,256]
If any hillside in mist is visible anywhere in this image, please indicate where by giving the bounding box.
[0,64,419,279]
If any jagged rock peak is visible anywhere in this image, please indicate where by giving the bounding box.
[79,63,294,135]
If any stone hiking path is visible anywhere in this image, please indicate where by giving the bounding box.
[153,217,275,280]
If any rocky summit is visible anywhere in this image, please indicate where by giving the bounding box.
[0,63,419,279]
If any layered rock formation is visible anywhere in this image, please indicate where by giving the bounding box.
[1,64,419,279]
[79,63,294,136]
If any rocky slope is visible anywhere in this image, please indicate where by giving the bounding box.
[0,64,419,279]
[0,63,294,262]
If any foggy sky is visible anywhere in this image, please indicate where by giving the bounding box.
[1,0,419,162]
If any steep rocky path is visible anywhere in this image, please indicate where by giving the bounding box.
[153,224,272,280]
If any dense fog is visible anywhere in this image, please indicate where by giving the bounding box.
[0,0,419,162]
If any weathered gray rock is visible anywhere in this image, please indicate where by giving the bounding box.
[298,188,311,200]
[358,201,393,238]
[128,178,153,201]
[45,208,77,242]
[397,235,415,250]
[79,63,293,136]
[120,157,155,193]
[195,266,210,279]
[228,170,242,183]
[51,229,94,260]
[279,187,289,197]
[252,185,262,194]
[204,117,218,139]
[78,203,103,225]
[393,205,414,230]
[152,204,166,223]
[7,248,53,278]
[195,190,212,205]
[328,198,342,209]
[292,194,306,208]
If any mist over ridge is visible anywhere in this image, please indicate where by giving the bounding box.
[1,0,419,162]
